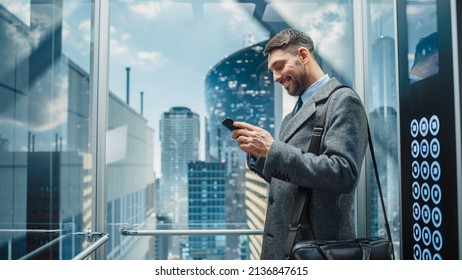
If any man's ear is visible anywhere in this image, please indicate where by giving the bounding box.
[298,47,310,64]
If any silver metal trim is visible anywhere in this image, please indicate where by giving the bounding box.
[72,232,110,260]
[450,0,462,258]
[352,0,367,238]
[0,229,62,234]
[90,0,111,260]
[20,234,69,260]
[16,230,110,260]
[120,227,263,236]
[393,0,403,260]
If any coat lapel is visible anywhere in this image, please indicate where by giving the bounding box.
[279,100,316,142]
[278,78,341,142]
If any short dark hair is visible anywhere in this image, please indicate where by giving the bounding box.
[264,28,316,60]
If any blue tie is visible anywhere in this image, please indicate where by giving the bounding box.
[292,96,303,117]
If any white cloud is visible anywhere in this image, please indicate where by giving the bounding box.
[79,19,91,31]
[28,12,53,49]
[266,3,318,26]
[109,26,131,57]
[122,33,131,40]
[130,1,163,19]
[28,74,69,132]
[129,1,193,21]
[62,21,70,39]
[110,39,128,55]
[299,4,352,81]
[303,6,348,52]
[137,51,167,67]
[0,1,30,25]
[78,19,91,43]
[269,3,351,80]
[29,27,43,49]
[204,1,255,33]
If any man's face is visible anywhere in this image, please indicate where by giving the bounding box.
[267,48,309,97]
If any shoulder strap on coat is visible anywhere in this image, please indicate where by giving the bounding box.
[307,85,348,154]
[284,84,346,259]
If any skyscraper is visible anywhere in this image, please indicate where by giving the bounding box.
[369,36,400,255]
[244,168,268,260]
[159,107,200,257]
[204,41,275,164]
[204,40,275,237]
[187,161,227,259]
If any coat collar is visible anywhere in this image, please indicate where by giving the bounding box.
[279,78,341,142]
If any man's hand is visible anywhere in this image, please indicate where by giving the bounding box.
[231,122,274,158]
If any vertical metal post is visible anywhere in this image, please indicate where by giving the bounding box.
[450,0,462,258]
[90,0,110,260]
[352,0,368,238]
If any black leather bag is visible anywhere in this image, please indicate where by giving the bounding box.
[285,86,395,260]
[291,237,393,260]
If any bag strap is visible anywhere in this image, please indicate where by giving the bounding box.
[284,85,395,259]
[284,85,340,259]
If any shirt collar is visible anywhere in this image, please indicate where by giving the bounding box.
[300,74,330,104]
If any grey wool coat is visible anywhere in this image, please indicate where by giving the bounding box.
[247,78,368,260]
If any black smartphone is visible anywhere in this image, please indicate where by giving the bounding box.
[221,117,236,131]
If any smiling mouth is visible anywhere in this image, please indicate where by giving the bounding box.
[282,78,291,89]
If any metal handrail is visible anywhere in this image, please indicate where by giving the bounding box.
[10,228,110,260]
[120,226,264,236]
[11,226,261,259]
[72,232,110,260]
[20,234,69,260]
[0,229,63,234]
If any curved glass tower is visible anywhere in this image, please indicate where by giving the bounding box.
[204,41,275,163]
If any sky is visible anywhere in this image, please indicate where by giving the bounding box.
[108,1,267,118]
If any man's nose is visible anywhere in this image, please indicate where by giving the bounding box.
[273,72,282,83]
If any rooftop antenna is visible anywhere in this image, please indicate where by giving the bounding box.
[140,91,144,116]
[126,67,131,104]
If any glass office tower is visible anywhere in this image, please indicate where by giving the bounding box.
[0,1,154,260]
[187,161,228,260]
[159,106,200,257]
[203,40,275,258]
[204,40,275,163]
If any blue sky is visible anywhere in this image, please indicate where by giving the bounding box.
[108,1,268,118]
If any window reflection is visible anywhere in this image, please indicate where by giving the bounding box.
[407,2,439,84]
[0,0,93,259]
[366,0,400,259]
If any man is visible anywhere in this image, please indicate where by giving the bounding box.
[231,28,368,259]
